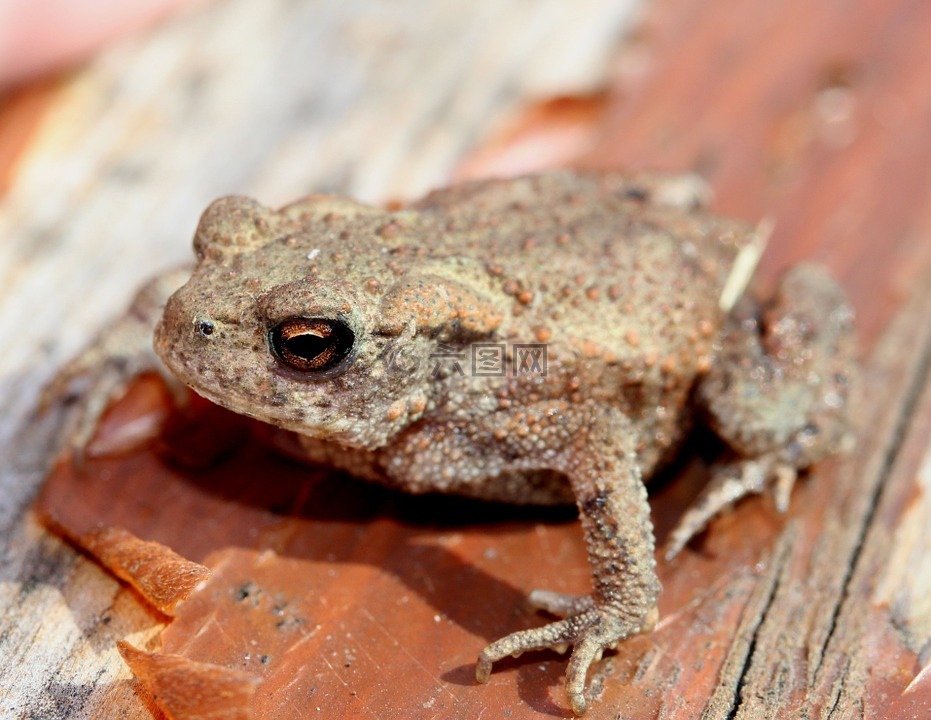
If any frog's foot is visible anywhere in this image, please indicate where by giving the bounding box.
[665,455,797,559]
[476,596,655,715]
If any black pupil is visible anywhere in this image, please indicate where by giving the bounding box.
[270,318,353,373]
[283,333,328,360]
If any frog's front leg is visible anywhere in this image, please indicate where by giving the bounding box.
[40,267,192,458]
[667,263,858,558]
[383,400,660,716]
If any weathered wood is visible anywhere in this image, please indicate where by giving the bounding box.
[574,1,931,714]
[3,0,931,718]
[471,12,931,711]
[0,1,640,718]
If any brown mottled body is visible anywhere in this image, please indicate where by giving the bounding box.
[51,171,857,715]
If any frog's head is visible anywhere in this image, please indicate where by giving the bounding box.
[155,195,502,449]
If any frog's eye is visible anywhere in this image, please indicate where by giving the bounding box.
[269,317,354,373]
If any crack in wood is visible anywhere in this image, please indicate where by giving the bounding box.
[810,277,931,705]
[701,527,796,719]
[821,665,845,720]
[699,271,931,719]
[814,340,931,682]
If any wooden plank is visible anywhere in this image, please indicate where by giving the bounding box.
[0,1,641,718]
[561,0,931,714]
[3,0,931,718]
[575,0,931,715]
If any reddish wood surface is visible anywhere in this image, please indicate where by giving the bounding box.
[25,0,931,717]
[0,78,60,192]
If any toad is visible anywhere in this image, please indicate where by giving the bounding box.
[48,170,857,714]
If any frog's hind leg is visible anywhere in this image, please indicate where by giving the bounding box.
[666,264,857,559]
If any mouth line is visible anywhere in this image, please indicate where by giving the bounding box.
[172,366,346,439]
[177,374,263,421]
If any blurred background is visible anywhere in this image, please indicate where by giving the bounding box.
[2,1,930,717]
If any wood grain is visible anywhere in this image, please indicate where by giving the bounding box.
[570,0,931,715]
[3,0,931,718]
[0,1,640,718]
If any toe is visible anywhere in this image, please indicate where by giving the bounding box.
[565,635,602,715]
[527,590,594,617]
[475,617,577,680]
